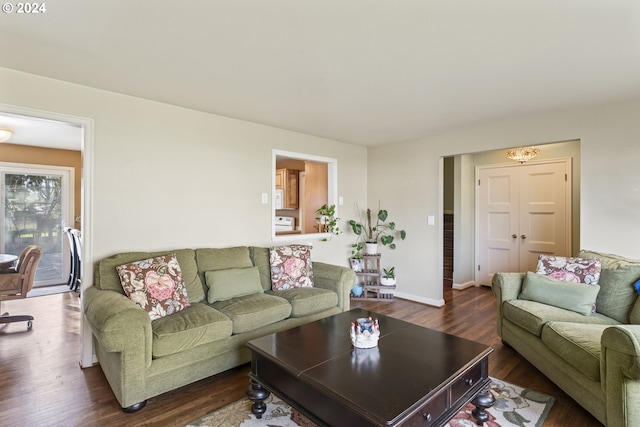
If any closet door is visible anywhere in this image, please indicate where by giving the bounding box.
[476,167,520,286]
[476,159,571,286]
[518,162,569,272]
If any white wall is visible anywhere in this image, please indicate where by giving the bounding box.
[369,99,640,305]
[0,67,367,268]
[2,66,638,309]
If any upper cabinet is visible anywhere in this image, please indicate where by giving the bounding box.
[276,168,299,209]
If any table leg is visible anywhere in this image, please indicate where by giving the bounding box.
[246,378,270,419]
[471,386,495,426]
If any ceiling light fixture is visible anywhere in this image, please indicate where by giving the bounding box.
[506,146,539,163]
[0,127,14,143]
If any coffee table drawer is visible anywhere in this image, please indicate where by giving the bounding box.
[451,363,483,403]
[404,390,447,426]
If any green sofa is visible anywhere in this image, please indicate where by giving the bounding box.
[493,250,640,427]
[83,246,355,411]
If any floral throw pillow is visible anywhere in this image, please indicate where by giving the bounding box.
[536,255,602,284]
[536,254,601,313]
[269,245,314,291]
[116,253,190,320]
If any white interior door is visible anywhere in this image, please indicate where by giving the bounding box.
[476,159,571,285]
[476,167,520,285]
[518,162,569,271]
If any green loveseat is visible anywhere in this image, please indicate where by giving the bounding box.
[83,246,355,411]
[493,250,640,427]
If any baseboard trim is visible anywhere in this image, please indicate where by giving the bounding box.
[394,292,445,307]
[452,281,476,290]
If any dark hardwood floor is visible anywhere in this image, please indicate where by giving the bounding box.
[0,287,603,426]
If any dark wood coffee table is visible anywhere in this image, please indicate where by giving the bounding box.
[246,308,494,426]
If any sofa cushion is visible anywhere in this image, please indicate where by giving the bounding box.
[519,271,601,316]
[205,267,263,303]
[270,287,338,317]
[116,253,191,320]
[541,322,608,381]
[249,246,272,290]
[151,303,233,358]
[503,299,619,337]
[211,293,291,334]
[96,249,205,303]
[269,245,314,291]
[579,250,640,323]
[196,247,253,289]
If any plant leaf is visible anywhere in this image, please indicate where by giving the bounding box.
[349,221,362,235]
[378,209,388,222]
[400,230,407,240]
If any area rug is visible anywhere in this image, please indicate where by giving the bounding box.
[185,377,554,427]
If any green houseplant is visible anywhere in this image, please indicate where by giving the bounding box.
[314,204,341,240]
[349,203,406,255]
[380,266,396,286]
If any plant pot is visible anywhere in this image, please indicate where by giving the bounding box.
[380,277,396,286]
[364,242,378,255]
[351,285,364,297]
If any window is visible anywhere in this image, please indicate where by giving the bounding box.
[272,150,338,241]
[1,163,73,286]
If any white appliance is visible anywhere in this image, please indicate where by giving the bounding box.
[275,216,295,232]
[274,189,284,209]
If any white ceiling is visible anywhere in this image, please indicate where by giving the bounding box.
[1,1,640,147]
[0,112,82,150]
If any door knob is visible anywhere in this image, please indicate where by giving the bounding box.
[511,234,517,239]
[521,235,527,239]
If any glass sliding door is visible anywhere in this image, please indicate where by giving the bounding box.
[1,164,73,287]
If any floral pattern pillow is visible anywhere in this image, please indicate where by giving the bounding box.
[116,253,190,320]
[536,254,601,313]
[269,245,314,291]
[536,255,601,284]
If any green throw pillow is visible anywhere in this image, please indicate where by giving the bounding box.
[205,267,264,303]
[579,249,640,323]
[519,271,601,316]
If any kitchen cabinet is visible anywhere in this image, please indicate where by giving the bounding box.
[275,168,299,209]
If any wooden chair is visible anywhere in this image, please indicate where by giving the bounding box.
[0,245,43,330]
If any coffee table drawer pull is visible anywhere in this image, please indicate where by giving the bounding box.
[408,390,447,426]
[451,364,482,403]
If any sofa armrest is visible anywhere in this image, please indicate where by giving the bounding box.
[602,325,640,378]
[491,272,525,338]
[601,325,640,427]
[312,262,356,312]
[83,286,152,368]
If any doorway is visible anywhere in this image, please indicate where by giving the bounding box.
[442,140,580,290]
[0,104,95,368]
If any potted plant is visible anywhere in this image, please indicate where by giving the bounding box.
[349,203,407,255]
[351,283,364,297]
[380,266,396,286]
[315,204,341,240]
[350,242,363,259]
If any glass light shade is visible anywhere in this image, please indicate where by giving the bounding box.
[506,146,539,163]
[0,127,14,143]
